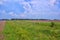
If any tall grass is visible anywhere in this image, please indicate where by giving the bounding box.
[3,20,60,40]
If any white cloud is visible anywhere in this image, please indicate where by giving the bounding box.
[20,14,26,18]
[0,0,4,5]
[9,12,17,16]
[2,10,6,14]
[49,0,56,6]
[0,10,6,14]
[18,0,33,14]
[0,0,8,5]
[22,2,31,10]
[23,4,32,13]
[18,0,42,15]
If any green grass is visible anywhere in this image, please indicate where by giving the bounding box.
[3,20,60,40]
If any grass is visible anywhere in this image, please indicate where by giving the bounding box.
[3,20,60,40]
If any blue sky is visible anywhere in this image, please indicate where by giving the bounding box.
[0,0,60,19]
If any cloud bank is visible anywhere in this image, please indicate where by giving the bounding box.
[0,0,60,19]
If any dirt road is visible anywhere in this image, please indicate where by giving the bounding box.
[0,21,6,40]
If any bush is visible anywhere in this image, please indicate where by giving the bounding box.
[50,22,54,27]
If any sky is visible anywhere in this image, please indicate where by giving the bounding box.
[0,0,60,19]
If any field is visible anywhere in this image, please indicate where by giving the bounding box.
[1,20,60,40]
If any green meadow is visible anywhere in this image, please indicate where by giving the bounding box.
[3,20,60,40]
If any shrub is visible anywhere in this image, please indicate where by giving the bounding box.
[50,22,54,27]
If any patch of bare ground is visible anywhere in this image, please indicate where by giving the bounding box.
[0,21,6,40]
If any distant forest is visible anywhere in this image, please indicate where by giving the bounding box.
[0,18,59,21]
